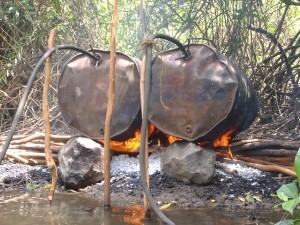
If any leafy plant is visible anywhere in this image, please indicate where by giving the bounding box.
[275,148,300,224]
[26,183,39,190]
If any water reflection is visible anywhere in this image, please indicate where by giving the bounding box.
[0,190,281,225]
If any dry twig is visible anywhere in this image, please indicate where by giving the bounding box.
[43,28,58,204]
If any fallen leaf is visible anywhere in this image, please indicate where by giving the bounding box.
[253,196,262,202]
[44,183,52,189]
[239,197,245,202]
[159,203,172,210]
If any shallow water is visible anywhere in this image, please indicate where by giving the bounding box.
[0,190,282,225]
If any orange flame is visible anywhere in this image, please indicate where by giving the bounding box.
[228,148,233,158]
[112,206,145,225]
[213,129,234,147]
[99,124,155,152]
[167,135,182,144]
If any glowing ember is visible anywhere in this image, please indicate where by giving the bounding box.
[167,135,182,144]
[228,148,233,159]
[213,129,234,147]
[99,124,155,152]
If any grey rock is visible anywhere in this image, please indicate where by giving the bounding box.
[161,141,216,184]
[58,137,104,189]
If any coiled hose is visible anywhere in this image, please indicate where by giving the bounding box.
[0,45,99,163]
[139,34,191,225]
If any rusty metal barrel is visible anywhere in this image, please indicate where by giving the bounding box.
[148,44,258,142]
[58,50,141,141]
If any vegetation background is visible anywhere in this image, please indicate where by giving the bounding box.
[0,0,299,139]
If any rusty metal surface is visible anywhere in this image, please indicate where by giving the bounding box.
[149,44,258,141]
[58,50,141,140]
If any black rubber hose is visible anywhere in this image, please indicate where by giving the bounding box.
[139,33,190,225]
[0,45,99,163]
[153,33,191,60]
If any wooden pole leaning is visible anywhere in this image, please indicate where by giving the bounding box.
[42,28,58,204]
[140,0,151,218]
[103,0,119,209]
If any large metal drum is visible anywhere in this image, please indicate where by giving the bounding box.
[58,50,141,141]
[149,44,258,142]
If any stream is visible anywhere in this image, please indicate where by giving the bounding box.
[0,189,284,225]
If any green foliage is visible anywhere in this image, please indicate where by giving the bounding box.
[51,0,61,13]
[26,183,39,190]
[0,0,299,135]
[274,219,294,225]
[275,149,300,224]
[246,194,255,204]
[295,149,300,185]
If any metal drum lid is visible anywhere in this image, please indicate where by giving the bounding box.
[149,44,239,141]
[58,50,141,140]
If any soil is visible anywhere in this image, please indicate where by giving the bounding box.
[82,158,292,211]
[0,152,293,211]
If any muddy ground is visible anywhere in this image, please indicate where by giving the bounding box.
[0,152,293,212]
[0,116,298,213]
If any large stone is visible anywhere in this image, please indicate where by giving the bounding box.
[161,141,216,184]
[58,137,104,190]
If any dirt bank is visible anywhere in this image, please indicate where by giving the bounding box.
[0,152,292,211]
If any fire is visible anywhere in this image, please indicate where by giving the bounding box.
[112,206,145,225]
[214,129,235,159]
[213,129,234,147]
[99,124,155,152]
[227,148,233,158]
[167,135,182,144]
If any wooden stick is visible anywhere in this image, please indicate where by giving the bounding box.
[0,134,72,144]
[228,139,271,148]
[3,144,61,153]
[238,148,297,157]
[7,150,58,159]
[6,152,29,164]
[104,0,119,208]
[140,0,151,218]
[237,155,288,166]
[0,135,27,141]
[242,161,296,177]
[43,28,58,204]
[10,133,71,145]
[231,140,299,152]
[237,155,296,176]
[249,156,294,166]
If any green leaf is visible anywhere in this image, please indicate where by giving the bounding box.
[293,209,300,225]
[294,209,300,219]
[26,183,39,190]
[274,203,283,210]
[23,14,33,23]
[277,183,299,199]
[282,197,300,214]
[8,6,15,13]
[295,148,300,185]
[51,0,61,13]
[278,191,289,202]
[274,219,294,225]
[246,194,255,203]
